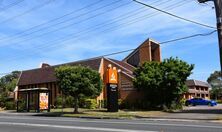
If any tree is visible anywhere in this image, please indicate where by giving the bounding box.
[207,71,222,100]
[133,62,163,107]
[0,71,21,92]
[55,65,102,113]
[0,71,21,109]
[161,57,194,107]
[133,57,194,109]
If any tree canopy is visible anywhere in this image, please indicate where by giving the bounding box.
[207,71,222,100]
[0,71,21,109]
[133,57,194,109]
[55,65,102,113]
[0,71,21,92]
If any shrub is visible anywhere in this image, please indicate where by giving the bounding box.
[180,98,186,106]
[17,99,26,112]
[65,96,74,107]
[216,100,222,104]
[118,99,122,106]
[166,101,183,111]
[84,99,97,109]
[5,101,15,110]
[119,100,131,109]
[55,96,63,108]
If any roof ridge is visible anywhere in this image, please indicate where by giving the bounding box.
[21,57,103,72]
[104,58,133,74]
[109,58,135,69]
[53,57,103,67]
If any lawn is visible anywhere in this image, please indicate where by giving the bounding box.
[49,108,167,119]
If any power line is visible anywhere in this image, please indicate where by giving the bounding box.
[0,0,24,12]
[0,30,217,75]
[2,0,187,61]
[132,0,216,29]
[33,0,188,51]
[96,30,217,58]
[0,0,105,42]
[159,30,217,44]
[0,0,128,45]
[2,0,178,50]
[0,0,54,25]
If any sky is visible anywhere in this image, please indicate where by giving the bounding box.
[0,0,218,81]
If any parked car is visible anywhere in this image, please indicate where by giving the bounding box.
[185,98,217,106]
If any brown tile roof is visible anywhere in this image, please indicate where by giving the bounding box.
[186,80,211,88]
[18,58,102,86]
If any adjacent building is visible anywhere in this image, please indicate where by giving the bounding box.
[184,79,211,99]
[15,38,161,109]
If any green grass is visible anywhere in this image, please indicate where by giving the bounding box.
[49,108,167,119]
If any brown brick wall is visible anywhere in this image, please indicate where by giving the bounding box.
[139,41,152,65]
[119,74,143,102]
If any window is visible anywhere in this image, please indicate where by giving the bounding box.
[201,94,205,98]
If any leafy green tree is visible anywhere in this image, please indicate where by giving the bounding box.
[0,71,21,109]
[133,57,194,109]
[133,62,163,107]
[55,65,102,113]
[0,71,20,92]
[207,71,222,100]
[161,57,194,107]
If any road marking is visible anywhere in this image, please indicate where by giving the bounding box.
[0,122,157,132]
[0,116,222,129]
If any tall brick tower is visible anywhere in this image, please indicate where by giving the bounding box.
[122,38,161,67]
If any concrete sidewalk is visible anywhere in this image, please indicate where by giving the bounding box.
[1,105,222,122]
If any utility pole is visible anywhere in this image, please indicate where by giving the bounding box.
[198,0,222,72]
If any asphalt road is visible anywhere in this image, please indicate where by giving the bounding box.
[0,115,221,132]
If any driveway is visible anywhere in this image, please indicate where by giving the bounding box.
[159,104,222,120]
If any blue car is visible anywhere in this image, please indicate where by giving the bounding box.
[185,98,217,106]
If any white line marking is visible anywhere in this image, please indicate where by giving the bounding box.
[0,122,157,132]
[0,116,222,129]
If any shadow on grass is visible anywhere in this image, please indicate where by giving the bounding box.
[33,111,86,117]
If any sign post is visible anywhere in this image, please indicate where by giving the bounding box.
[106,65,118,112]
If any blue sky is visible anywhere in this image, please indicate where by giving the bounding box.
[0,0,218,81]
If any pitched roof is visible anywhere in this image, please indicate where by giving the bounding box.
[122,38,159,62]
[18,58,102,86]
[186,80,211,88]
[108,59,135,74]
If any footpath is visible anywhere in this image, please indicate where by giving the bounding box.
[0,105,222,122]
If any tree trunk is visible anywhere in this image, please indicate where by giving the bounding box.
[74,97,79,113]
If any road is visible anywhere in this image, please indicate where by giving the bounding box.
[0,115,221,132]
